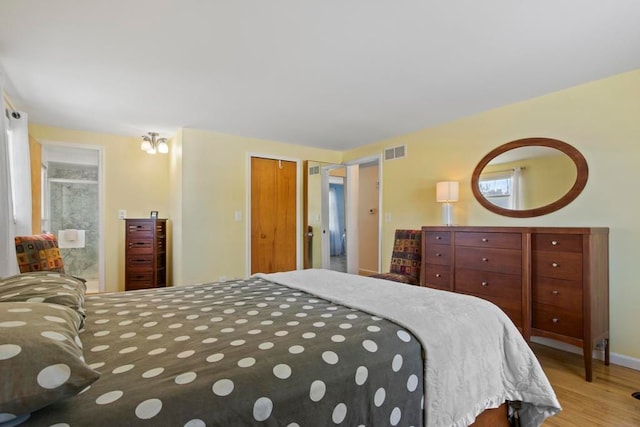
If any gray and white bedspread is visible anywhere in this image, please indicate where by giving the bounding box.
[263,269,561,427]
[26,275,424,426]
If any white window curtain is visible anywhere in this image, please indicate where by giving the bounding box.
[0,87,31,277]
[0,90,16,277]
[7,110,32,235]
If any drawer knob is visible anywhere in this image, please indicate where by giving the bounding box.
[435,253,442,257]
[482,257,488,262]
[435,236,441,240]
[552,262,559,268]
[435,273,441,278]
[481,281,489,287]
[481,238,488,242]
[552,318,559,324]
[552,290,559,295]
[551,240,558,246]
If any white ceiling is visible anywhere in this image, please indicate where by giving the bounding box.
[1,1,639,151]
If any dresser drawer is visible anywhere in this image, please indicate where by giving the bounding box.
[422,264,450,289]
[126,254,153,267]
[533,304,583,339]
[424,231,451,245]
[455,247,521,275]
[455,268,521,300]
[533,277,582,313]
[533,251,582,281]
[424,244,451,266]
[127,221,155,238]
[457,291,523,328]
[532,233,582,253]
[126,270,154,283]
[126,239,154,254]
[455,232,521,250]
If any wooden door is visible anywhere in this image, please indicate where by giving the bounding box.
[251,157,297,274]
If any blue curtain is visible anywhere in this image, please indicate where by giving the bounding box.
[329,183,345,256]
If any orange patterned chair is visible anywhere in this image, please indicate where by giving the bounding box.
[14,234,66,274]
[370,229,422,285]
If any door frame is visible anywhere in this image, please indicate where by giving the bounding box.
[320,154,383,274]
[246,153,301,277]
[343,154,383,274]
[40,140,106,292]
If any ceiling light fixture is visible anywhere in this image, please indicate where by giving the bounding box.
[141,132,168,155]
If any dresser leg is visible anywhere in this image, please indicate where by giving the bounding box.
[604,338,610,366]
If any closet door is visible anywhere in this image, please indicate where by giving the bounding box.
[251,157,297,274]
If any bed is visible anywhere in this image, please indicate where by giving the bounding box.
[0,269,561,426]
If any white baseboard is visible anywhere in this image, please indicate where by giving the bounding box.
[531,337,640,372]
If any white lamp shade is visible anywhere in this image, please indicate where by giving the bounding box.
[140,139,152,151]
[436,181,459,202]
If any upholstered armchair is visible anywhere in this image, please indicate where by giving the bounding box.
[370,229,422,285]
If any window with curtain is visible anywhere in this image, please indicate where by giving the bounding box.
[479,168,522,210]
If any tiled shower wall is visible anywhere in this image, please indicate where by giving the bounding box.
[48,162,99,281]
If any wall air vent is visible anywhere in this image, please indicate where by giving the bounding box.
[309,165,320,175]
[384,144,406,161]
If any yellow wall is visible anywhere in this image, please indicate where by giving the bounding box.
[28,125,171,292]
[344,69,640,359]
[176,128,341,285]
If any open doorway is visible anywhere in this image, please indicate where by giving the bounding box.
[41,143,104,293]
[319,156,381,275]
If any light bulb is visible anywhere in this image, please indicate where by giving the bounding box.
[141,140,152,151]
[158,140,169,154]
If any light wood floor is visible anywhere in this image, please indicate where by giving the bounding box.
[532,343,640,426]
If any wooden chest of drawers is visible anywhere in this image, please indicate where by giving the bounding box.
[422,227,527,330]
[421,226,609,382]
[125,219,167,291]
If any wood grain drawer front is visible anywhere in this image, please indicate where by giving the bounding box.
[533,277,582,313]
[424,244,451,266]
[126,279,155,291]
[424,231,451,245]
[533,304,583,339]
[533,251,582,281]
[126,255,153,267]
[127,240,153,254]
[423,264,450,289]
[454,232,521,250]
[532,233,582,253]
[126,270,153,283]
[457,291,523,328]
[455,247,521,275]
[127,222,154,238]
[455,268,521,300]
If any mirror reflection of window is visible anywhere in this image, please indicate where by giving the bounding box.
[479,168,522,209]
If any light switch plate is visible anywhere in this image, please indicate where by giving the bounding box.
[118,209,127,219]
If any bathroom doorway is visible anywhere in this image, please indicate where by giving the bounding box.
[41,144,104,293]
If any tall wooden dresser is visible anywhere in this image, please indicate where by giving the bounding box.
[125,218,167,291]
[421,226,609,382]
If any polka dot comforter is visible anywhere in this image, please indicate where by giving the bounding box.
[26,275,424,426]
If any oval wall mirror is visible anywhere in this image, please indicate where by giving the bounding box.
[471,138,588,218]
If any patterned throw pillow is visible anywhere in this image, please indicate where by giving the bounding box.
[15,234,65,274]
[0,302,99,423]
[0,272,87,329]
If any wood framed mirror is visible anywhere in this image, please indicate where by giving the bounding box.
[471,138,588,218]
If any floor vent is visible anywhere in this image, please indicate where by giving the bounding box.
[384,144,406,161]
[309,165,320,175]
[633,391,640,400]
